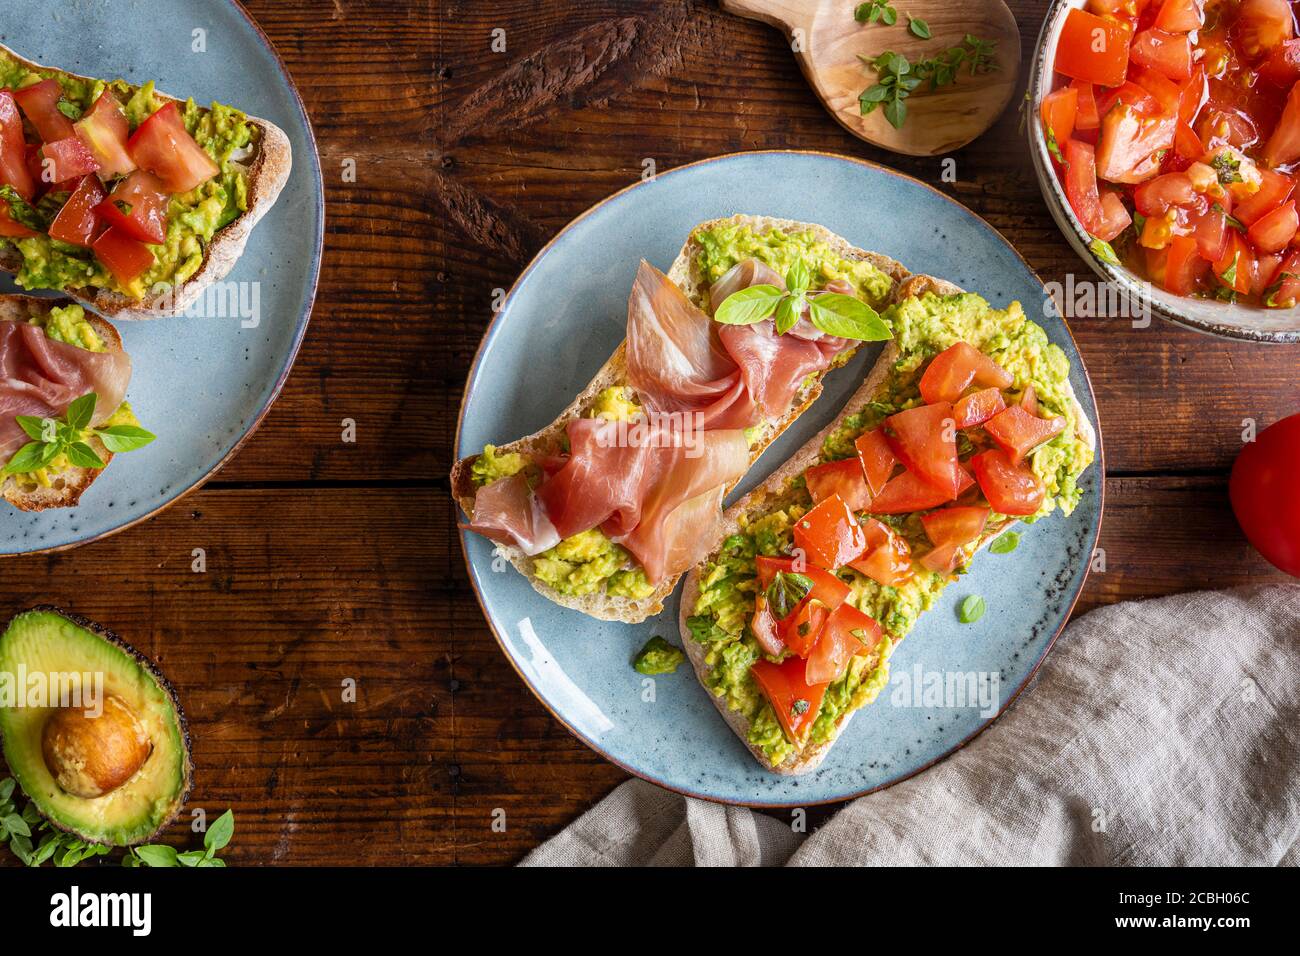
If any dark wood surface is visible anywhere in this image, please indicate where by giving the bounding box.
[1,0,1294,867]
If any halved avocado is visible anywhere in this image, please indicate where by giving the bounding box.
[0,607,192,846]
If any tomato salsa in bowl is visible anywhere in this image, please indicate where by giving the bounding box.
[1030,0,1300,341]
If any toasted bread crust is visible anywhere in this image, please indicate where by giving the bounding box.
[0,43,292,321]
[0,296,124,511]
[679,274,1098,774]
[452,215,910,623]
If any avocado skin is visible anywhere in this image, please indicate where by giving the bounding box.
[0,605,193,846]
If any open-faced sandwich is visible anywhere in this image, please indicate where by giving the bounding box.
[0,44,290,320]
[679,275,1097,774]
[0,295,154,512]
[453,215,910,623]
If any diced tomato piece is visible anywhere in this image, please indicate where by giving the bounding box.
[0,208,39,238]
[1235,0,1295,60]
[1260,38,1300,88]
[846,518,913,586]
[1163,234,1209,294]
[1264,80,1300,168]
[91,226,155,286]
[0,92,35,200]
[803,457,872,513]
[47,174,108,247]
[750,595,784,658]
[12,79,75,143]
[922,505,991,551]
[1178,65,1208,125]
[1154,0,1204,32]
[792,494,868,571]
[1253,252,1283,296]
[1096,103,1178,184]
[984,404,1067,463]
[755,556,851,609]
[1172,121,1204,164]
[919,342,1013,406]
[1063,138,1106,234]
[1097,189,1133,241]
[1134,171,1197,216]
[750,655,829,743]
[853,427,898,496]
[93,169,171,245]
[1055,8,1132,88]
[127,101,219,194]
[39,136,100,184]
[781,598,830,658]
[805,603,880,685]
[1021,384,1040,416]
[73,91,136,178]
[971,449,1047,516]
[920,542,963,574]
[1071,79,1101,130]
[1131,28,1192,81]
[1041,86,1078,148]
[1132,67,1183,115]
[1213,231,1255,294]
[884,402,961,498]
[1234,168,1295,226]
[869,465,975,515]
[1265,249,1300,306]
[1096,81,1161,119]
[1248,201,1299,253]
[953,387,1006,429]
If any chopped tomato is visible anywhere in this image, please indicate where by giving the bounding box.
[1132,66,1183,115]
[73,91,136,178]
[1260,38,1300,87]
[1265,249,1300,305]
[1248,200,1299,252]
[1253,252,1283,295]
[91,226,155,286]
[93,170,170,244]
[1131,28,1193,81]
[922,505,990,550]
[1021,384,1040,416]
[755,556,851,609]
[1235,0,1295,59]
[884,402,961,498]
[750,595,784,657]
[1178,65,1208,125]
[953,387,1006,429]
[127,101,220,194]
[1173,121,1205,163]
[1071,79,1101,130]
[1213,231,1255,294]
[1154,0,1204,32]
[12,79,75,143]
[1163,234,1209,294]
[984,404,1068,463]
[0,208,39,238]
[1264,82,1300,170]
[971,450,1047,516]
[0,91,35,200]
[919,342,1013,405]
[47,174,108,247]
[1096,81,1160,119]
[39,136,100,184]
[803,457,872,514]
[1234,168,1295,226]
[792,494,868,571]
[1096,102,1178,183]
[1134,171,1197,215]
[782,598,830,658]
[1097,189,1134,241]
[1064,138,1106,234]
[853,427,898,496]
[805,603,879,685]
[869,465,975,514]
[750,656,829,744]
[846,518,913,586]
[1041,86,1078,147]
[1055,8,1133,88]
[920,542,963,574]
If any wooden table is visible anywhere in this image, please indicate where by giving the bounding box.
[1,0,1293,867]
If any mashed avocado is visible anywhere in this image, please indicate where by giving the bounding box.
[33,304,104,352]
[693,223,895,311]
[632,636,685,675]
[471,444,528,486]
[686,292,1093,765]
[0,52,255,299]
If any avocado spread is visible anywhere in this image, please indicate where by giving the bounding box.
[0,51,255,299]
[0,608,191,846]
[686,292,1093,766]
[632,636,685,675]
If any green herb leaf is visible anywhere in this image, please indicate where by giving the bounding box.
[859,84,890,113]
[1045,126,1064,165]
[204,809,235,853]
[989,532,1020,554]
[65,442,106,470]
[791,699,810,716]
[908,16,931,39]
[66,392,97,431]
[884,96,907,129]
[958,594,986,624]
[0,184,48,232]
[14,415,50,443]
[1089,238,1121,266]
[785,259,812,295]
[3,442,51,476]
[774,294,802,335]
[2,812,29,838]
[134,844,180,867]
[807,294,891,341]
[713,285,784,325]
[766,571,813,620]
[94,424,157,453]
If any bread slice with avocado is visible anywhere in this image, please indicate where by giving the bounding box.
[0,295,147,512]
[678,275,1097,774]
[0,43,291,322]
[452,214,911,623]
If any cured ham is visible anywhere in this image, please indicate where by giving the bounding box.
[0,321,131,463]
[465,472,561,557]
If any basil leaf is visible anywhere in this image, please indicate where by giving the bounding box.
[713,285,783,325]
[807,294,891,341]
[133,844,180,867]
[859,84,889,112]
[204,809,235,853]
[1089,238,1121,266]
[883,96,907,129]
[785,259,812,295]
[95,424,157,453]
[958,595,986,624]
[3,442,51,476]
[989,532,1020,554]
[766,571,813,620]
[0,778,13,802]
[197,856,227,867]
[2,812,29,838]
[14,415,49,442]
[774,294,802,335]
[908,16,931,39]
[65,392,97,431]
[177,849,207,867]
[65,442,106,470]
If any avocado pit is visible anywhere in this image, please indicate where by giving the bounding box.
[41,694,152,799]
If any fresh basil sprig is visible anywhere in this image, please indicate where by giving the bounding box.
[4,392,156,477]
[123,810,234,868]
[766,570,813,620]
[713,261,891,342]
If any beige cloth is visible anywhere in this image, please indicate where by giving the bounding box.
[522,585,1300,866]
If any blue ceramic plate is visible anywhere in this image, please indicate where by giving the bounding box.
[458,151,1104,806]
[0,0,322,555]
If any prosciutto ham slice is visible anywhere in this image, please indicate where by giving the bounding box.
[0,321,131,463]
[465,472,561,557]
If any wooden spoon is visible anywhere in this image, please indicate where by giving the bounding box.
[721,0,1021,156]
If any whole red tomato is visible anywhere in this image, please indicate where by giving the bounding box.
[1230,412,1300,577]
